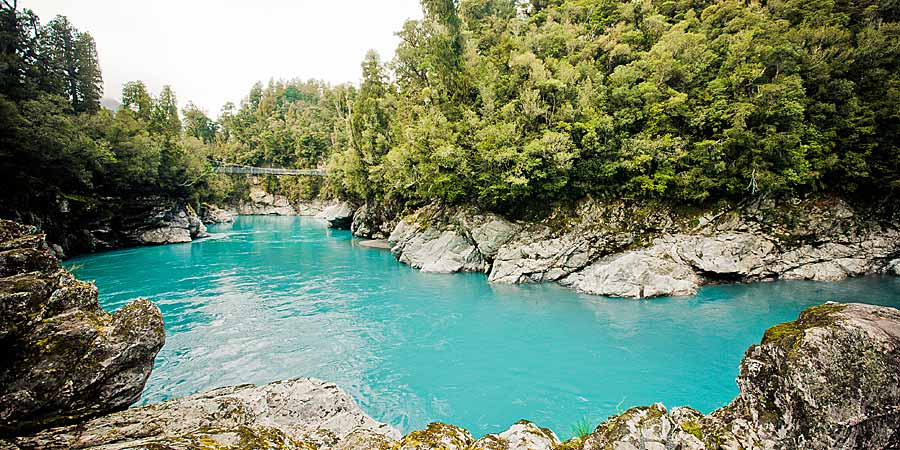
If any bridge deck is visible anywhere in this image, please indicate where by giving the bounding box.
[212,164,326,177]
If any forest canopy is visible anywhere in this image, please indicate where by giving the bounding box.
[219,0,900,212]
[2,0,899,219]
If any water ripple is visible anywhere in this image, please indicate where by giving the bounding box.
[66,216,900,439]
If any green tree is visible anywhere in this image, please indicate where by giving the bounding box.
[182,102,218,144]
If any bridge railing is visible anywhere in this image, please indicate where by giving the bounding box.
[210,161,326,177]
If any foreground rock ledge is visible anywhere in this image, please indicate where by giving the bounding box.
[580,302,900,450]
[0,220,165,435]
[9,378,399,450]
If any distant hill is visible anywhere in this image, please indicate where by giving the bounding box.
[100,97,121,112]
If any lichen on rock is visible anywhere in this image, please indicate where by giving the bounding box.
[0,220,165,435]
[578,302,900,449]
[11,378,399,449]
[471,420,560,450]
[394,422,473,450]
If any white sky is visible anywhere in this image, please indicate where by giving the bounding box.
[21,0,423,117]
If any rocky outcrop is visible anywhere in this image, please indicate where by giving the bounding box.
[388,206,519,274]
[12,195,214,256]
[580,404,705,450]
[564,218,899,298]
[317,201,358,229]
[891,259,900,276]
[10,378,399,449]
[578,303,900,449]
[471,421,560,450]
[237,185,298,216]
[395,422,473,450]
[352,203,398,239]
[132,204,209,245]
[387,196,900,298]
[0,220,165,435]
[199,203,236,224]
[561,249,700,298]
[488,201,662,284]
[296,199,332,216]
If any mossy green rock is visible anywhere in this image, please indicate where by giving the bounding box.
[395,422,474,450]
[0,220,165,436]
[580,302,900,450]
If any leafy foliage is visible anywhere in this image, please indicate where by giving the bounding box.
[3,0,899,223]
[0,3,225,221]
[327,0,900,212]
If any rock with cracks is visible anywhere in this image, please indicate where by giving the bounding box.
[10,378,400,449]
[0,220,165,435]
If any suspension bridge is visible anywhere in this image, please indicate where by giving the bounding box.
[211,161,326,177]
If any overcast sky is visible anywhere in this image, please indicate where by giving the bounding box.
[21,0,423,116]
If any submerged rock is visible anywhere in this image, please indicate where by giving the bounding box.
[0,220,165,435]
[11,378,399,449]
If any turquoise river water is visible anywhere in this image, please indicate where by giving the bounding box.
[67,216,900,438]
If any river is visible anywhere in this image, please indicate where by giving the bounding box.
[67,215,900,438]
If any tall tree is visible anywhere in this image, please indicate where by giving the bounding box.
[120,80,152,120]
[40,15,101,112]
[73,31,101,113]
[150,85,180,138]
[182,102,218,144]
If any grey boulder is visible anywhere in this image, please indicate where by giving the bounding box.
[11,378,399,449]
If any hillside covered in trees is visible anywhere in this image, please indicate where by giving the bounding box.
[2,0,899,242]
[222,0,900,215]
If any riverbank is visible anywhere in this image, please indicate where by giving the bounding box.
[2,219,898,449]
[19,177,900,299]
[381,195,900,298]
[233,191,893,298]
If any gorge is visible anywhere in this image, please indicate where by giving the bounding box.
[2,217,900,449]
[4,0,900,447]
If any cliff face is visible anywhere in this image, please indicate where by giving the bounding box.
[0,220,165,435]
[385,196,900,298]
[2,195,210,258]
